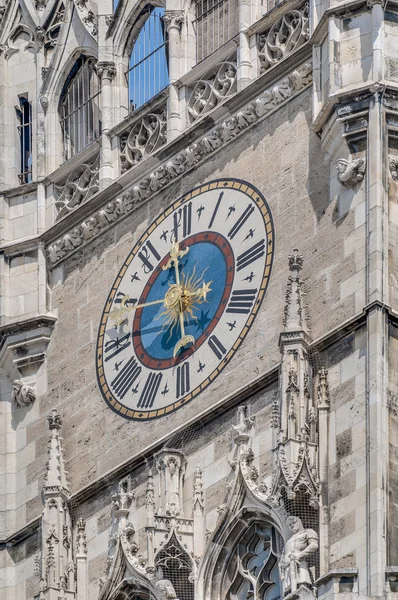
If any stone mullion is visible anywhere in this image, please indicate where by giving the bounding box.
[97,62,117,188]
[237,0,252,90]
[164,11,184,142]
[364,86,389,597]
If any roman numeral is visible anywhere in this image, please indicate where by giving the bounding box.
[176,363,190,398]
[236,240,265,271]
[228,204,254,240]
[138,240,161,274]
[208,335,227,359]
[105,333,131,362]
[226,289,257,314]
[208,192,224,228]
[111,356,141,398]
[173,202,192,241]
[137,372,163,409]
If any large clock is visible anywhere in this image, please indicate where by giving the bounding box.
[96,179,275,420]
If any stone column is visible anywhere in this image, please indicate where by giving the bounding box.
[96,62,116,188]
[364,84,389,597]
[164,11,184,142]
[237,0,252,90]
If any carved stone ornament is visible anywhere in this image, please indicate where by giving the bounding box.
[74,0,97,37]
[389,156,398,181]
[120,107,167,172]
[47,62,312,266]
[36,0,48,9]
[96,61,116,80]
[336,156,366,187]
[163,10,184,31]
[188,60,237,123]
[258,3,309,73]
[11,379,36,408]
[279,516,318,595]
[55,154,100,219]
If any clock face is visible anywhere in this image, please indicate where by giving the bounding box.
[96,179,274,420]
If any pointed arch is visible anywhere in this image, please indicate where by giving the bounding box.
[198,504,287,600]
[155,532,194,600]
[126,5,169,110]
[59,55,101,160]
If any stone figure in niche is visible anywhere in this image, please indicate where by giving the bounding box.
[279,516,318,596]
[154,579,179,600]
[11,379,36,408]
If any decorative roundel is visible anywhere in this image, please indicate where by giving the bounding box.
[96,179,275,420]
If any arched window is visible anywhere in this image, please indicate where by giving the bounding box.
[60,56,101,160]
[155,533,194,600]
[195,0,238,62]
[221,523,282,600]
[16,96,32,184]
[127,7,169,111]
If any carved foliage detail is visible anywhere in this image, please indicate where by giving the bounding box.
[188,61,237,123]
[258,3,309,73]
[120,107,167,172]
[47,62,312,265]
[55,154,100,219]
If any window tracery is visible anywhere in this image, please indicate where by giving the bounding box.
[60,56,101,160]
[223,523,282,600]
[155,533,194,600]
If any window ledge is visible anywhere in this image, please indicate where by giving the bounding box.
[177,38,239,88]
[46,138,102,186]
[247,0,306,36]
[112,91,168,138]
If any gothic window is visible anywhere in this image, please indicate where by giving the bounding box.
[155,533,194,600]
[16,97,32,184]
[127,6,169,112]
[60,56,101,161]
[223,523,282,600]
[194,0,238,62]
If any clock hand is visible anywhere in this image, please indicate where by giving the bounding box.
[162,241,189,286]
[110,295,166,326]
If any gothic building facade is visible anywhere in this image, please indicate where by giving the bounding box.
[1,1,397,600]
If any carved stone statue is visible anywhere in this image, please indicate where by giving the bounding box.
[11,380,36,408]
[279,516,318,596]
[154,579,179,600]
[336,157,366,188]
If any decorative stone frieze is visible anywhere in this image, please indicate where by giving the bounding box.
[55,154,100,220]
[11,379,36,408]
[258,3,309,73]
[336,156,366,187]
[47,61,312,266]
[120,107,167,172]
[188,60,237,123]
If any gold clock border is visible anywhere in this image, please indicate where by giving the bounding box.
[96,178,275,420]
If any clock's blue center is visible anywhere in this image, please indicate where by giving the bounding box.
[132,234,233,366]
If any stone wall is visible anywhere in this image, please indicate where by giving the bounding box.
[15,87,367,530]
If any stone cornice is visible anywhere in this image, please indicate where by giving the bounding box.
[45,56,313,267]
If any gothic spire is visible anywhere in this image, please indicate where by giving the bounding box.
[282,249,308,334]
[44,408,70,498]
